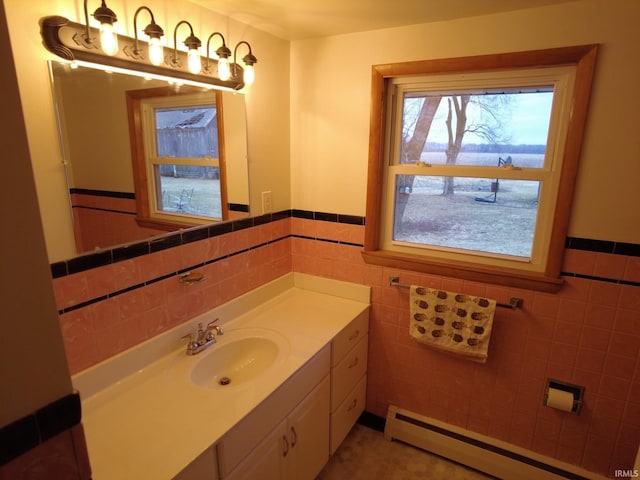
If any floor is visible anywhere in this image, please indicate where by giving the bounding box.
[317,423,496,480]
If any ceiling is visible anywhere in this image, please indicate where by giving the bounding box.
[188,0,575,41]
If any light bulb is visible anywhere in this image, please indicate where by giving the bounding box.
[187,48,201,74]
[217,58,231,81]
[148,37,164,66]
[99,23,119,56]
[243,65,255,86]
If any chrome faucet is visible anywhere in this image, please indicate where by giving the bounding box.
[182,318,224,355]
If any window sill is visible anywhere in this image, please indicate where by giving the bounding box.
[361,249,564,293]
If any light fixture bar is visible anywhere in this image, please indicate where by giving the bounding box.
[40,15,245,90]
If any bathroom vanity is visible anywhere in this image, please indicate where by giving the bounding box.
[72,273,370,479]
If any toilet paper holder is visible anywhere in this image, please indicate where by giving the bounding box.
[544,379,584,414]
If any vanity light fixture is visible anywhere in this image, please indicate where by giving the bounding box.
[205,32,232,81]
[124,6,164,66]
[233,41,257,86]
[84,0,119,56]
[40,6,254,90]
[172,20,202,75]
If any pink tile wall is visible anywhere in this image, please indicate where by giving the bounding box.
[52,215,639,478]
[53,218,291,373]
[70,193,164,253]
[290,220,640,479]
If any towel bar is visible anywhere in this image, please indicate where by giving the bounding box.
[388,276,523,310]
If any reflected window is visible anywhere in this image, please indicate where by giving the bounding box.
[128,89,229,229]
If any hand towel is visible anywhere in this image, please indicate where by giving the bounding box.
[409,286,496,363]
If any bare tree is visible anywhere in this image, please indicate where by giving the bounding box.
[443,94,511,195]
[395,93,511,234]
[395,96,441,233]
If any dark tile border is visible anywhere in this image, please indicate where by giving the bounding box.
[566,237,640,257]
[0,393,81,466]
[51,208,638,281]
[228,202,250,213]
[69,188,249,215]
[56,232,291,315]
[70,188,135,200]
[50,210,640,312]
[50,210,368,279]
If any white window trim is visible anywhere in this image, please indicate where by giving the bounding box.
[380,66,575,275]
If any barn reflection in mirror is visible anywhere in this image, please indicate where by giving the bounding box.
[154,103,222,219]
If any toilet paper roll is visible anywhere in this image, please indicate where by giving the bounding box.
[546,388,574,412]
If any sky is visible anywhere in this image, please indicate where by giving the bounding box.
[406,91,554,145]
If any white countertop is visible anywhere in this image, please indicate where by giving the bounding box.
[73,273,370,480]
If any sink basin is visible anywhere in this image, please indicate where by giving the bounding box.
[187,328,289,389]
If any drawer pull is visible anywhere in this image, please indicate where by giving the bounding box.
[282,435,289,457]
[348,356,359,369]
[290,426,297,448]
[347,398,358,412]
[348,329,360,341]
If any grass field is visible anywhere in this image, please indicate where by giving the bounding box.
[159,176,222,219]
[395,152,543,258]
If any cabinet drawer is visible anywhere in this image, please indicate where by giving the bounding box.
[331,308,369,366]
[330,375,366,454]
[330,335,368,411]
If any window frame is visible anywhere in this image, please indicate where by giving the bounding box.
[126,86,228,231]
[363,46,598,292]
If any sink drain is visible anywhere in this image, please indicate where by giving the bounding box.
[219,377,231,386]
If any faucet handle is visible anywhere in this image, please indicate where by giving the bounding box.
[207,318,224,335]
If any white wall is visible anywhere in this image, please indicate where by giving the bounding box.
[290,0,640,243]
[4,0,290,262]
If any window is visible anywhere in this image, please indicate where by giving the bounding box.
[363,46,598,292]
[127,87,229,230]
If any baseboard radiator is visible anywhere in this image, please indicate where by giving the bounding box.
[384,406,606,480]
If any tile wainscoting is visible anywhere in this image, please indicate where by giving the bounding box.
[0,393,90,478]
[51,210,640,478]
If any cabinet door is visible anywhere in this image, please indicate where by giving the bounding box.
[287,376,330,480]
[224,420,287,480]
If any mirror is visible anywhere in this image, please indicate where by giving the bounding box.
[49,60,250,254]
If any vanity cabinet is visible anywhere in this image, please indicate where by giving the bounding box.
[217,346,331,480]
[329,308,369,454]
[77,274,372,480]
[223,377,330,480]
